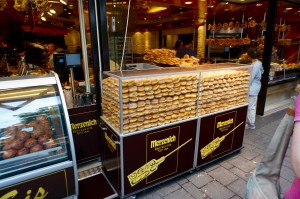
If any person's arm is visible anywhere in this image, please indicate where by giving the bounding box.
[292,94,300,179]
[249,62,258,84]
[291,122,300,179]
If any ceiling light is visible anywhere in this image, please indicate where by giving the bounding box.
[256,3,262,6]
[60,0,67,5]
[185,1,192,4]
[68,12,71,15]
[49,9,56,14]
[159,16,161,18]
[248,17,252,20]
[286,7,293,10]
[69,4,74,7]
[225,2,229,4]
[240,0,245,1]
[47,12,53,16]
[224,9,229,11]
[144,18,147,20]
[41,17,46,21]
[41,12,44,16]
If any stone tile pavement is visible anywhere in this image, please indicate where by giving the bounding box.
[135,110,295,199]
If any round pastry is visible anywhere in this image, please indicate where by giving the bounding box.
[24,138,37,148]
[129,97,138,102]
[137,87,145,92]
[137,117,145,122]
[123,94,129,99]
[38,135,50,145]
[135,81,143,87]
[143,79,152,86]
[138,96,147,101]
[3,149,17,159]
[155,93,162,98]
[151,79,159,85]
[147,95,155,99]
[166,97,173,102]
[137,92,146,97]
[137,101,146,107]
[127,80,136,87]
[129,103,137,109]
[30,144,43,153]
[10,139,24,150]
[249,20,256,28]
[217,23,223,30]
[129,92,138,97]
[3,141,14,150]
[17,147,29,156]
[152,85,159,91]
[129,86,137,92]
[154,89,161,94]
[172,77,180,84]
[144,86,152,91]
[151,99,159,104]
[159,84,167,89]
[27,120,38,127]
[158,78,167,84]
[180,81,187,86]
[31,129,44,139]
[17,131,31,141]
[147,90,154,95]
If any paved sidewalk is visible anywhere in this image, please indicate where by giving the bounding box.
[135,110,294,199]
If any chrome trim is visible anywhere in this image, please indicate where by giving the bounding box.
[193,118,201,167]
[0,75,56,90]
[78,0,91,93]
[94,0,103,96]
[0,161,73,188]
[54,72,79,196]
[120,136,125,197]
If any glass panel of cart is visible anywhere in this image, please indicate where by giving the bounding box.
[0,84,71,179]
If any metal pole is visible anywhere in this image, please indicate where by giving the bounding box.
[70,68,76,100]
[78,0,91,93]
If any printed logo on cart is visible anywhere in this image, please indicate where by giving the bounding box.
[71,119,97,130]
[217,118,233,129]
[200,122,244,159]
[150,135,176,149]
[0,187,48,199]
[105,132,116,152]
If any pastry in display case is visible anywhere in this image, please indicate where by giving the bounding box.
[101,63,251,134]
[199,69,250,115]
[0,74,78,198]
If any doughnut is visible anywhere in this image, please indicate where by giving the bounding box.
[138,96,147,101]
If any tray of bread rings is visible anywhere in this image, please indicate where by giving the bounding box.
[102,63,252,134]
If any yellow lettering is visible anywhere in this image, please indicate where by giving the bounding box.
[150,135,176,149]
[0,190,18,199]
[105,132,116,151]
[71,119,98,130]
[34,187,48,199]
[217,118,234,128]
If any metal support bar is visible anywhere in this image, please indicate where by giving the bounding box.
[78,0,91,93]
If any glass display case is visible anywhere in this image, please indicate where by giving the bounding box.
[0,74,78,198]
[101,63,251,134]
